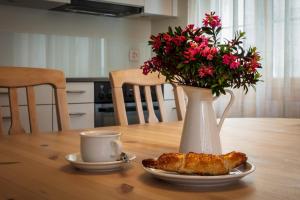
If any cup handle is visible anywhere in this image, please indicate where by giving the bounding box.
[111,140,123,158]
[213,89,235,133]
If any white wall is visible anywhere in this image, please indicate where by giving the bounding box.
[151,0,188,35]
[0,5,151,77]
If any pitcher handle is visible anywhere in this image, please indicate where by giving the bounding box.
[213,89,234,133]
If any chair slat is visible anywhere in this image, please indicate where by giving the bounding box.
[26,86,38,134]
[8,88,25,135]
[112,87,128,126]
[155,85,167,122]
[173,85,186,121]
[133,85,145,124]
[0,106,3,135]
[144,86,158,123]
[54,88,70,131]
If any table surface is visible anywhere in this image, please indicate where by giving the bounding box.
[0,118,299,200]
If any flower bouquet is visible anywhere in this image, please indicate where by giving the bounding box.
[141,12,262,96]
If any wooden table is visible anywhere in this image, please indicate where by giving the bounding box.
[0,118,299,200]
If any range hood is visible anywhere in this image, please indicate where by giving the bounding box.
[0,0,144,17]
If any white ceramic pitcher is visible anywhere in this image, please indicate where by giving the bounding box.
[179,86,234,154]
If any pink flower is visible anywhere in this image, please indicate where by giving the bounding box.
[184,47,200,63]
[202,12,222,28]
[142,61,151,75]
[198,66,214,78]
[201,46,210,57]
[172,35,186,46]
[223,54,240,69]
[230,61,240,69]
[207,54,213,60]
[141,56,162,75]
[150,34,162,50]
[163,33,172,42]
[164,44,173,54]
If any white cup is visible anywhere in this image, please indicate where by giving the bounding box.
[80,130,123,162]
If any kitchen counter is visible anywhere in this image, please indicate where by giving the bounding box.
[66,77,109,82]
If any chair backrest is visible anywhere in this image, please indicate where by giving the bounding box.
[109,68,186,126]
[0,67,70,135]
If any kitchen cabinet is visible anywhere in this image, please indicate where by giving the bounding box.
[144,0,177,17]
[0,82,95,134]
[53,82,94,131]
[99,0,144,7]
[53,103,94,131]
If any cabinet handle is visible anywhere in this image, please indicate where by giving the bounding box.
[0,92,8,95]
[172,107,177,110]
[2,116,11,120]
[69,112,86,117]
[66,90,86,94]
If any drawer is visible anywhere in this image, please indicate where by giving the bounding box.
[1,106,30,134]
[53,103,94,131]
[0,85,53,106]
[65,82,94,104]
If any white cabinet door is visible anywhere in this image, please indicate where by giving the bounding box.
[36,105,53,133]
[35,85,53,105]
[1,105,52,134]
[144,0,177,16]
[53,103,94,131]
[164,84,175,100]
[99,0,144,6]
[1,106,30,134]
[65,82,94,104]
[164,100,178,122]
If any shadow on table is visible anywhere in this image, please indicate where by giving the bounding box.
[59,164,134,176]
[138,173,255,193]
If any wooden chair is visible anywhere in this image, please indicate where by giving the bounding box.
[0,67,70,135]
[109,68,186,126]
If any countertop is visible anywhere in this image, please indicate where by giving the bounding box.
[66,77,109,82]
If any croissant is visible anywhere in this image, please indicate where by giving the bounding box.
[142,151,247,175]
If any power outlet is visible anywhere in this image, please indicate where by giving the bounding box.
[129,49,139,62]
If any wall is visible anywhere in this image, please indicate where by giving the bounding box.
[0,5,151,77]
[151,0,188,35]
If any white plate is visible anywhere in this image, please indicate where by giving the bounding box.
[65,152,136,172]
[143,162,255,186]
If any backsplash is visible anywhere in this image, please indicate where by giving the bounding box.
[0,5,151,77]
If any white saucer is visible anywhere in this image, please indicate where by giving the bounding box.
[65,152,136,172]
[143,162,255,186]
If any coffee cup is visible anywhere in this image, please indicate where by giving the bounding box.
[80,130,122,162]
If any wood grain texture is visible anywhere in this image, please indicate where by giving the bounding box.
[0,106,3,135]
[109,68,185,126]
[26,86,38,134]
[173,85,186,121]
[144,86,159,123]
[54,88,70,131]
[8,88,26,135]
[0,118,299,200]
[133,85,145,124]
[0,66,70,134]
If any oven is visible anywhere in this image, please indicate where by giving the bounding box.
[94,81,161,127]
